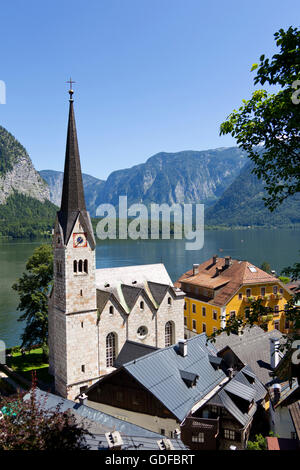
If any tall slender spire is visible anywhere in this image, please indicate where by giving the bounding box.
[57,82,95,247]
[60,83,86,213]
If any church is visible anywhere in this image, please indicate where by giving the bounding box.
[48,86,185,400]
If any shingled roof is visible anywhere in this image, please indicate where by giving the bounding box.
[176,257,282,307]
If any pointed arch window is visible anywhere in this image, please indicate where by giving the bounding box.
[106,332,117,368]
[165,321,174,347]
[78,260,83,272]
[73,260,77,273]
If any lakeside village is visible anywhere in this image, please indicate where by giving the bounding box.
[0,89,300,451]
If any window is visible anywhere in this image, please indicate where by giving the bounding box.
[137,326,148,339]
[192,304,196,313]
[140,301,144,310]
[106,332,116,367]
[81,365,85,373]
[80,385,88,394]
[192,319,197,331]
[192,432,204,443]
[202,307,206,317]
[165,321,174,347]
[213,310,218,321]
[279,288,283,294]
[109,305,114,315]
[80,289,83,297]
[84,259,88,273]
[211,405,218,414]
[168,297,172,306]
[274,305,279,316]
[213,327,217,333]
[246,289,251,298]
[81,321,84,328]
[160,429,165,436]
[238,292,243,300]
[202,323,206,333]
[274,321,279,331]
[184,316,187,326]
[224,429,235,440]
[78,260,83,273]
[261,287,266,296]
[230,311,236,319]
[73,260,77,273]
[273,286,278,295]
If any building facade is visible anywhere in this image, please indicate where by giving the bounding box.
[48,88,185,400]
[175,256,292,338]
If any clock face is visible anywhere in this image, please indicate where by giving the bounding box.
[73,233,87,248]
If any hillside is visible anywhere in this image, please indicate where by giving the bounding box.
[0,126,57,238]
[206,161,300,227]
[39,170,105,214]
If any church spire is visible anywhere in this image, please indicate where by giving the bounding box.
[57,81,95,247]
[60,80,86,213]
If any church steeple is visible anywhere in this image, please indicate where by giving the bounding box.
[57,81,95,247]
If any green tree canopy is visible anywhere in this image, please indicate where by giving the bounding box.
[12,244,53,357]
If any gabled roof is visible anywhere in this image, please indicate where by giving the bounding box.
[118,334,227,422]
[115,340,158,368]
[176,257,281,307]
[214,326,284,385]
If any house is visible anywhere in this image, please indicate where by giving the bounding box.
[175,256,292,337]
[48,86,185,400]
[85,334,267,450]
[23,389,187,450]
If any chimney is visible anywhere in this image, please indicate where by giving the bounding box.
[269,337,280,369]
[78,393,88,406]
[228,367,234,379]
[224,256,232,268]
[105,431,124,450]
[212,255,218,265]
[177,339,187,357]
[193,264,199,275]
[271,383,281,405]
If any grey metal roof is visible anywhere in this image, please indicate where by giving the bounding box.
[208,355,223,366]
[218,389,256,427]
[23,389,187,450]
[148,282,170,305]
[115,340,158,368]
[214,326,284,385]
[122,334,227,422]
[224,379,256,402]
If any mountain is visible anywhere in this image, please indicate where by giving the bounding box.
[0,126,57,238]
[42,148,248,216]
[39,170,105,214]
[206,160,300,227]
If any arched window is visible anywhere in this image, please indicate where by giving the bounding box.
[109,306,114,315]
[106,333,117,368]
[140,301,144,310]
[84,259,88,273]
[168,297,172,305]
[165,321,174,347]
[73,260,77,273]
[78,260,83,272]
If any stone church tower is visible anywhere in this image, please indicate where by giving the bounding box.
[48,86,99,399]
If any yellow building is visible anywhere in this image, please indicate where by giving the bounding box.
[175,256,292,338]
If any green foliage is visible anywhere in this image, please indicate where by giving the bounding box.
[0,192,57,239]
[247,433,267,450]
[220,27,300,212]
[260,261,271,274]
[12,244,53,355]
[278,275,290,284]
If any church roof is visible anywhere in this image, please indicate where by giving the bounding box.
[57,89,95,247]
[115,340,158,368]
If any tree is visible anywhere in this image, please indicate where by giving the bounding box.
[12,244,53,358]
[220,26,300,212]
[260,261,271,274]
[0,375,92,450]
[211,27,300,361]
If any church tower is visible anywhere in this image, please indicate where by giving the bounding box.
[48,84,99,399]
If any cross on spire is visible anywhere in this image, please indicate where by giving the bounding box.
[66,77,76,100]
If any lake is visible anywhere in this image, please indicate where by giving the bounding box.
[0,228,299,347]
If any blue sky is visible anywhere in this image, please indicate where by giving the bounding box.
[0,0,299,179]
